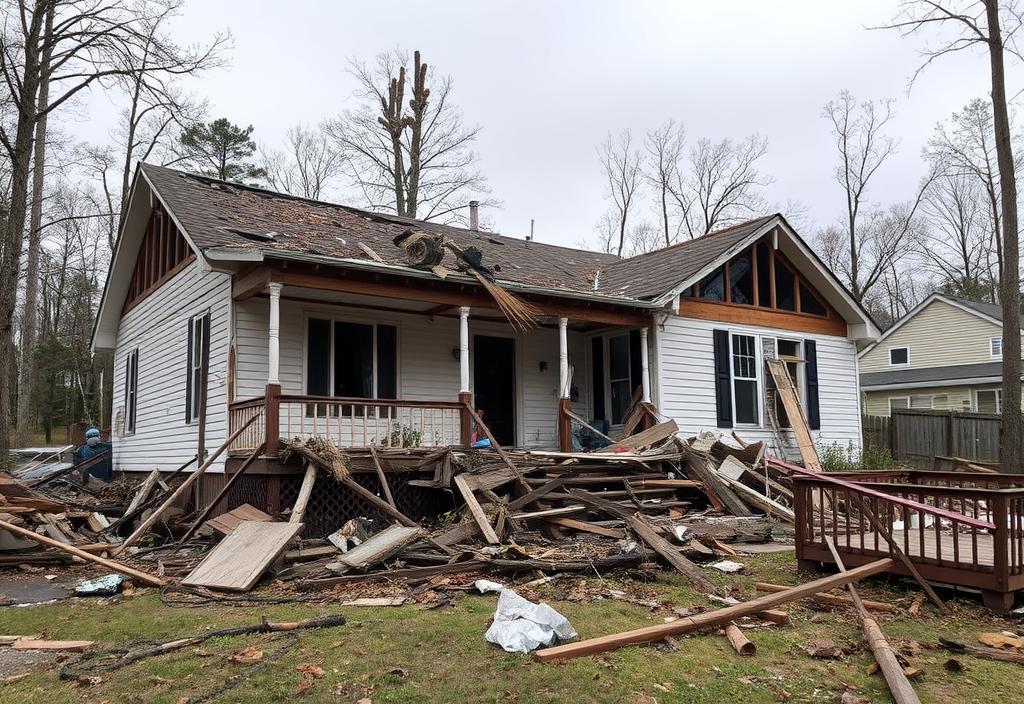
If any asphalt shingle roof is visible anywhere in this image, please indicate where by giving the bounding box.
[141,164,778,302]
[860,361,1003,388]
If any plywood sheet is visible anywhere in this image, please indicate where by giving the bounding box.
[335,524,421,570]
[203,503,272,536]
[183,521,301,591]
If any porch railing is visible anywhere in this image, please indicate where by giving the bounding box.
[792,470,1024,603]
[228,392,469,453]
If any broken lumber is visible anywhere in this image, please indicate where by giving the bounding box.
[683,451,752,516]
[115,412,262,554]
[825,536,920,704]
[290,462,318,524]
[179,442,265,543]
[0,517,165,587]
[123,467,161,517]
[543,516,626,539]
[725,623,756,655]
[182,520,302,592]
[454,474,500,544]
[939,637,1024,664]
[11,639,94,652]
[716,472,795,521]
[753,583,895,612]
[613,420,679,450]
[625,513,719,594]
[369,446,396,508]
[533,557,895,662]
[329,524,421,571]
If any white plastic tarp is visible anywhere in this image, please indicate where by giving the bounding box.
[476,579,577,653]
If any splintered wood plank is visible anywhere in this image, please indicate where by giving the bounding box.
[204,503,272,536]
[335,524,421,570]
[613,420,678,450]
[454,474,499,544]
[183,521,302,592]
[764,358,821,471]
[11,639,94,652]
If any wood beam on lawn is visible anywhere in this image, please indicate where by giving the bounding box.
[269,268,652,327]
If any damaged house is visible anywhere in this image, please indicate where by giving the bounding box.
[90,164,879,526]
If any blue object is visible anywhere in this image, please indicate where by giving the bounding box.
[472,438,492,448]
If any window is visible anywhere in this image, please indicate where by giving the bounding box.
[305,318,398,401]
[124,348,138,434]
[728,251,754,305]
[991,336,1002,358]
[889,396,910,413]
[889,347,909,366]
[775,339,804,427]
[799,282,827,316]
[976,389,1002,414]
[932,394,948,409]
[731,333,760,424]
[698,269,725,301]
[186,313,210,423]
[910,395,933,409]
[774,260,796,311]
[593,331,643,425]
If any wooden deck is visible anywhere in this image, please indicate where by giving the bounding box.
[819,529,996,568]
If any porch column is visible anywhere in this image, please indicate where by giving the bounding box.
[458,306,473,446]
[558,317,572,452]
[640,326,651,403]
[265,282,283,457]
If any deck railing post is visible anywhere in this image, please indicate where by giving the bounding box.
[459,392,473,447]
[265,383,281,457]
[558,397,573,452]
[992,493,1009,591]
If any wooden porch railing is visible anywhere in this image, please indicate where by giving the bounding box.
[793,470,1024,609]
[229,392,471,453]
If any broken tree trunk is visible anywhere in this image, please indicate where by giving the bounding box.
[533,557,895,662]
[0,518,165,587]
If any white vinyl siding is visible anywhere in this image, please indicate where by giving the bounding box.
[657,316,861,454]
[111,261,231,473]
[889,396,910,413]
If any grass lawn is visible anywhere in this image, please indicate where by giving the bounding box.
[1,550,1021,703]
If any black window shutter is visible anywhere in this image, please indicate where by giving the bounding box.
[805,339,821,430]
[185,320,193,422]
[713,329,733,428]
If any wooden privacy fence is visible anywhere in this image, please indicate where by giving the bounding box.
[862,409,1002,468]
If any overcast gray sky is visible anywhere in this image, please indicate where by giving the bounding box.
[79,0,1014,249]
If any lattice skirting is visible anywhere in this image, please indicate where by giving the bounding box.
[194,471,455,538]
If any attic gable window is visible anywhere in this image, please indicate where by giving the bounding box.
[991,336,1002,358]
[889,347,909,366]
[687,236,831,318]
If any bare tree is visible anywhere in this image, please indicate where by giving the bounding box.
[624,220,662,256]
[879,0,1024,469]
[822,90,906,301]
[260,124,342,200]
[598,130,643,257]
[920,171,995,299]
[325,49,490,223]
[670,135,772,238]
[644,120,685,246]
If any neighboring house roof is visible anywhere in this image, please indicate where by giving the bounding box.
[596,216,777,299]
[857,292,1006,359]
[860,361,1003,391]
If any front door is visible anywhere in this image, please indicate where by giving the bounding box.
[473,335,516,445]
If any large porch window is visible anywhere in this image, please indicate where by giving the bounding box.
[306,318,398,399]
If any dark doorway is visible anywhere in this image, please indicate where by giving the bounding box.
[473,335,516,446]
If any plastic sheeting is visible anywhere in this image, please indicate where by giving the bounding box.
[476,579,577,653]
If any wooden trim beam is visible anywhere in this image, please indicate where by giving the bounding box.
[678,298,847,337]
[269,268,652,327]
[232,265,271,301]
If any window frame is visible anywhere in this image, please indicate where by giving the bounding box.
[774,336,805,428]
[185,312,210,425]
[975,388,1002,414]
[729,332,762,427]
[888,396,910,414]
[888,346,910,367]
[603,332,633,426]
[124,347,139,435]
[303,314,401,400]
[990,336,1002,359]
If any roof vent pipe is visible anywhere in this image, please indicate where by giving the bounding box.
[469,200,479,231]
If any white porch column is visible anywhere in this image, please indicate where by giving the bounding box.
[267,282,282,385]
[459,306,471,393]
[640,326,651,403]
[558,317,569,398]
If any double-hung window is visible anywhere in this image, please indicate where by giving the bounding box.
[990,336,1002,358]
[306,318,398,402]
[186,313,210,423]
[124,348,138,434]
[731,333,760,425]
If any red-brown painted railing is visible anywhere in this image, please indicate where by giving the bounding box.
[229,393,471,453]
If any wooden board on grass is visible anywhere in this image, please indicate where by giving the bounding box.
[183,521,301,592]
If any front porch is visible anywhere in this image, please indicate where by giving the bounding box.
[226,263,658,457]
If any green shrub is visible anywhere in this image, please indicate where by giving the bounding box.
[818,441,894,472]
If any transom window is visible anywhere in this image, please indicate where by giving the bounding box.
[306,318,398,400]
[681,236,831,318]
[889,347,909,366]
[731,333,760,425]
